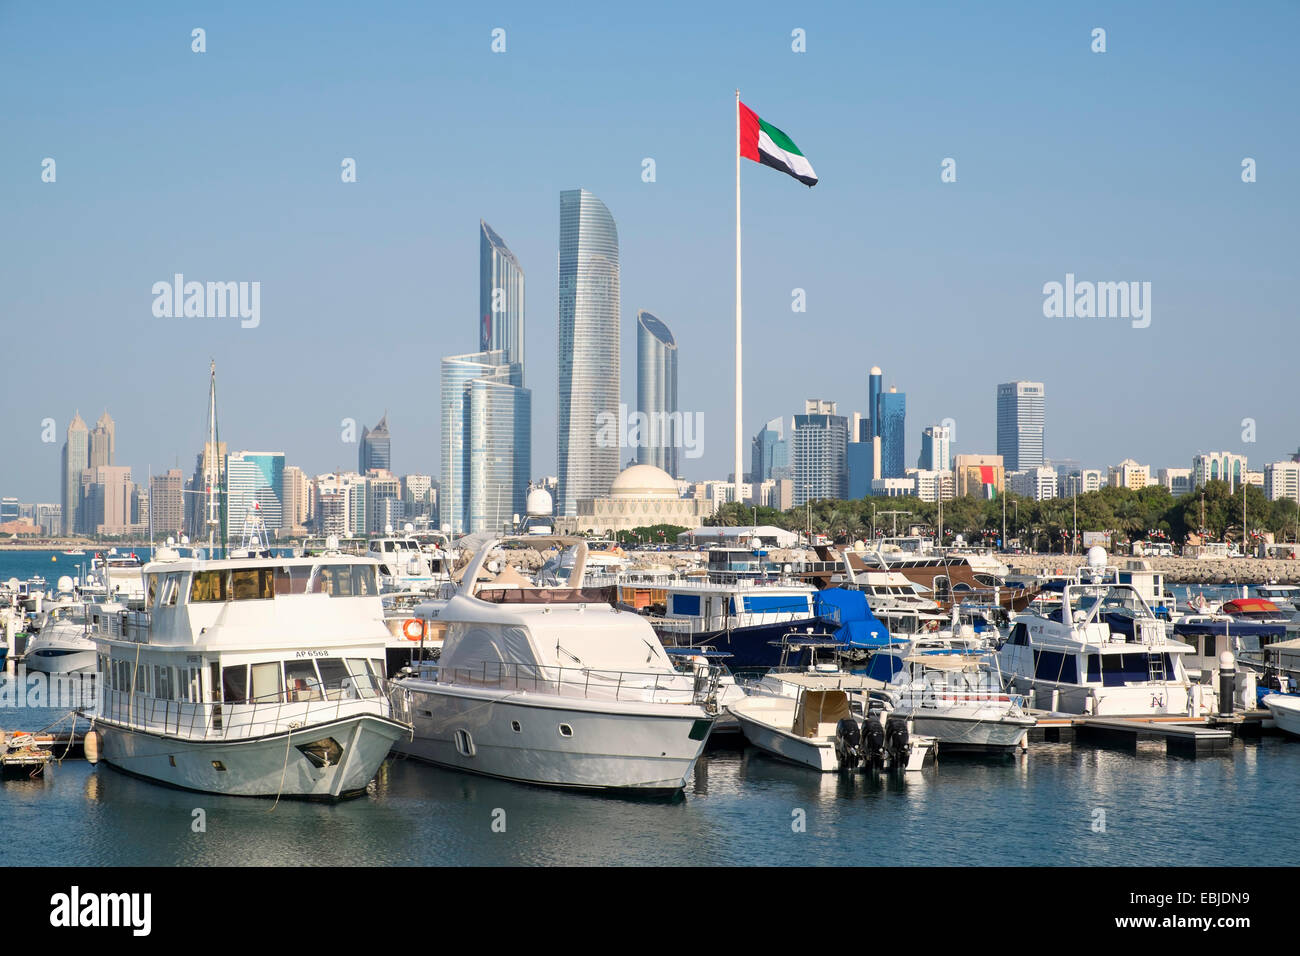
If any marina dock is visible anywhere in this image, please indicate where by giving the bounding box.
[1027,710,1271,756]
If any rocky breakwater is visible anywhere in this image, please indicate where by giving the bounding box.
[1007,553,1300,586]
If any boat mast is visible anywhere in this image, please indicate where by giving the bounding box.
[204,360,223,558]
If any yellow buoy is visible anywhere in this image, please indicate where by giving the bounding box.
[83,730,100,765]
[51,556,57,562]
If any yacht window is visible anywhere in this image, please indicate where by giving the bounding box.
[250,661,283,703]
[191,570,229,603]
[231,568,274,600]
[345,659,379,698]
[222,665,248,703]
[273,566,311,595]
[558,724,574,738]
[369,658,385,680]
[285,660,324,702]
[147,575,158,607]
[317,659,355,700]
[162,574,181,607]
[309,564,375,597]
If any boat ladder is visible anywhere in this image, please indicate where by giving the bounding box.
[1147,650,1166,683]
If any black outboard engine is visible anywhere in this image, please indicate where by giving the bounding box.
[834,718,862,770]
[863,714,887,769]
[885,716,910,764]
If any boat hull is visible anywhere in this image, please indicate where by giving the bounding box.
[24,646,96,675]
[1264,694,1300,738]
[392,683,713,791]
[730,706,839,771]
[96,713,406,799]
[902,711,1031,751]
[660,618,828,669]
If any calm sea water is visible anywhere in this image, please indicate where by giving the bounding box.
[3,550,1293,867]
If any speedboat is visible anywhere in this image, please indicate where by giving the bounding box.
[878,652,1034,752]
[23,600,99,675]
[390,536,720,792]
[87,548,410,799]
[729,672,934,773]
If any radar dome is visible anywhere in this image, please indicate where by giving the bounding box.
[57,576,74,592]
[526,487,554,516]
[1087,545,1107,569]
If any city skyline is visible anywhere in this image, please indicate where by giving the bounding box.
[3,5,1298,502]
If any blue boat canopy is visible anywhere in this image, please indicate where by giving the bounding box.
[814,587,893,649]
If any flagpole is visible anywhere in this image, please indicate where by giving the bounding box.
[735,89,744,503]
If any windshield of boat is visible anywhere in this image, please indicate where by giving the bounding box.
[1070,584,1154,623]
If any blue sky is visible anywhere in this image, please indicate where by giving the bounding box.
[2,1,1298,501]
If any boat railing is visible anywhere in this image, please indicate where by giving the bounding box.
[431,660,719,708]
[93,609,153,643]
[93,677,407,741]
[650,605,839,638]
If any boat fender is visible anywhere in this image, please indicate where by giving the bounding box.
[84,730,100,765]
[402,619,425,641]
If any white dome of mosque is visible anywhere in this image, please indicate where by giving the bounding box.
[609,464,679,500]
[526,486,554,516]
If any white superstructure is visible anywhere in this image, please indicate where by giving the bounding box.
[391,536,719,791]
[88,551,409,799]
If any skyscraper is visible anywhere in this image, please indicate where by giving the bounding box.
[61,412,88,535]
[149,469,185,536]
[878,387,907,479]
[919,424,952,472]
[867,367,882,441]
[224,451,285,541]
[359,414,391,473]
[557,188,620,517]
[636,310,679,477]
[441,351,531,535]
[996,381,1045,471]
[751,417,788,484]
[89,411,115,469]
[479,220,525,368]
[792,400,849,506]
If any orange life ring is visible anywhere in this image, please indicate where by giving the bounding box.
[402,618,425,641]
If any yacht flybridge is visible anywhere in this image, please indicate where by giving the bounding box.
[390,536,720,792]
[87,549,410,799]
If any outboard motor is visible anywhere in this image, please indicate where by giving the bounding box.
[885,716,910,764]
[862,714,887,769]
[834,718,863,770]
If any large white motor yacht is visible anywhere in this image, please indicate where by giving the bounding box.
[390,537,720,792]
[88,549,410,799]
[997,549,1199,716]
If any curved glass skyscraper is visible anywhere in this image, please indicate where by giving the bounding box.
[557,189,619,516]
[479,220,525,368]
[636,310,678,477]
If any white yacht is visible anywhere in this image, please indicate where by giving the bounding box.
[367,532,445,594]
[997,550,1199,716]
[87,550,409,799]
[1263,693,1300,738]
[23,598,99,675]
[877,652,1034,752]
[86,551,146,603]
[729,671,934,773]
[390,536,719,792]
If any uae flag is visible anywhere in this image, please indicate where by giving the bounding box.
[739,102,818,186]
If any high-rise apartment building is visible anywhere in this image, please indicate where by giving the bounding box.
[636,310,679,477]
